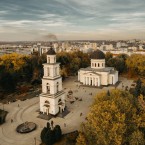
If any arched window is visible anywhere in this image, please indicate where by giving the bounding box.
[46,83,50,93]
[44,100,50,108]
[58,99,62,105]
[98,63,100,67]
[57,82,59,92]
[102,63,103,67]
[95,63,96,67]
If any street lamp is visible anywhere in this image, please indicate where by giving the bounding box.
[34,137,36,145]
[3,103,4,110]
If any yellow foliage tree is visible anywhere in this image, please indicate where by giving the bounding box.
[76,131,87,145]
[0,53,27,72]
[126,54,145,77]
[77,89,145,145]
[129,130,145,145]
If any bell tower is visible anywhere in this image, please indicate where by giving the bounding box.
[39,46,65,115]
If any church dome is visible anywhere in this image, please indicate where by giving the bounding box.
[90,49,105,59]
[47,47,56,55]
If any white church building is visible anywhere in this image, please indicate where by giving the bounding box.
[78,49,118,86]
[39,47,65,115]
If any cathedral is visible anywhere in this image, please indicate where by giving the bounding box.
[78,49,118,86]
[39,47,65,115]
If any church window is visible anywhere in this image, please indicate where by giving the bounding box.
[58,99,62,106]
[46,83,50,93]
[98,63,100,67]
[57,82,59,92]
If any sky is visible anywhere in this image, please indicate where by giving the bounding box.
[0,0,145,41]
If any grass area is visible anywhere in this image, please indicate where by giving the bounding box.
[0,85,41,104]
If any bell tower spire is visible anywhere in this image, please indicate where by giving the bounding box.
[39,45,65,115]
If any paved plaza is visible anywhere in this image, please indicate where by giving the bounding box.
[0,76,134,145]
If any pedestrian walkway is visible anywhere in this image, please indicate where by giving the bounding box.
[0,76,134,145]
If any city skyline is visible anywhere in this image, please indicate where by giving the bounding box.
[0,0,145,41]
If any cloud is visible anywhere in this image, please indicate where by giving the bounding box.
[0,10,8,15]
[0,0,145,40]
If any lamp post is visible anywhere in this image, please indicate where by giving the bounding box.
[34,137,36,145]
[3,103,4,110]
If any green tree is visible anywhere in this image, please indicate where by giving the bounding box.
[107,57,126,73]
[47,122,51,129]
[105,51,113,66]
[0,72,17,92]
[117,53,129,61]
[53,125,62,142]
[40,122,62,145]
[43,129,54,145]
[41,127,48,142]
[56,51,90,77]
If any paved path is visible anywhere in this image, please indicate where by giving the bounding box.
[0,76,134,145]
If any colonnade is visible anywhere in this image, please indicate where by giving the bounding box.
[83,76,100,86]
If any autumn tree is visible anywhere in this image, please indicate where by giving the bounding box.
[77,89,145,145]
[0,53,26,72]
[0,53,28,92]
[129,130,145,145]
[134,78,142,98]
[56,51,90,77]
[126,54,145,77]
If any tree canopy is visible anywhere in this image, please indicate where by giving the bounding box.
[56,51,90,77]
[126,54,145,77]
[106,53,128,74]
[77,89,145,145]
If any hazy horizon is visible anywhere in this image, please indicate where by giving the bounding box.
[0,0,145,41]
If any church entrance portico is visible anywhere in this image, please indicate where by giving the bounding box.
[43,106,49,115]
[58,99,65,113]
[83,76,100,86]
[43,100,50,115]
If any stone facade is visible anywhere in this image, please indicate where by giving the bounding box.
[39,48,65,115]
[78,50,118,86]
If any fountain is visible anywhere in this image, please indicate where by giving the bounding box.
[16,122,37,133]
